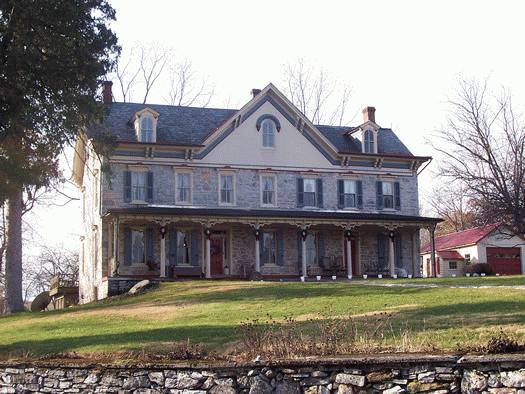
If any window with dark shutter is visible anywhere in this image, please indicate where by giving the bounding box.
[297,178,304,207]
[316,179,323,208]
[146,172,154,202]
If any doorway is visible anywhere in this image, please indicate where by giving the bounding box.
[210,232,228,275]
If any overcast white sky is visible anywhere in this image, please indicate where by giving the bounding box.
[27,0,525,253]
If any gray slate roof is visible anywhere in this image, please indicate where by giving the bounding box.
[317,125,413,156]
[91,101,413,155]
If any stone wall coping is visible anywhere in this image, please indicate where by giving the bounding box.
[3,353,523,370]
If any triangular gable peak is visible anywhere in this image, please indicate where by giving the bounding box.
[128,107,160,123]
[197,83,341,164]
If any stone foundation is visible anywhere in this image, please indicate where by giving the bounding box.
[1,354,525,393]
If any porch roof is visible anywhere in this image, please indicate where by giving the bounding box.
[105,206,441,226]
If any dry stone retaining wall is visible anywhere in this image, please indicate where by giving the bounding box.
[1,354,525,393]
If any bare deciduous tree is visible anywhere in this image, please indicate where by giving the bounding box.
[426,183,479,236]
[115,47,141,103]
[113,45,214,108]
[283,58,352,126]
[433,78,525,236]
[166,60,214,107]
[24,246,79,301]
[139,47,170,104]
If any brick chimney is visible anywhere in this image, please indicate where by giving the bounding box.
[102,81,113,104]
[362,106,376,123]
[251,88,261,99]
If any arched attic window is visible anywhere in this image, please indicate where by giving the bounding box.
[262,119,276,148]
[363,129,375,153]
[140,116,154,143]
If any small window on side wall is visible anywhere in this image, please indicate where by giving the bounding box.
[262,119,275,148]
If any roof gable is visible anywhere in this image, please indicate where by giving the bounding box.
[197,84,342,162]
[421,223,501,253]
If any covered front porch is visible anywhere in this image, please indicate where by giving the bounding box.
[101,207,440,281]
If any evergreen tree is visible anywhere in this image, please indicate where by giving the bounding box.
[0,0,119,312]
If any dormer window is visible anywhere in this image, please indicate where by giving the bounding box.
[140,116,154,142]
[364,129,375,153]
[131,108,159,143]
[262,119,275,148]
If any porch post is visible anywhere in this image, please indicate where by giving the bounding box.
[205,228,211,279]
[345,229,353,278]
[159,226,166,278]
[430,224,437,278]
[301,229,307,278]
[388,231,395,277]
[254,227,261,273]
[112,218,119,276]
[412,229,420,277]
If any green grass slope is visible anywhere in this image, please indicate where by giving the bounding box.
[0,278,524,358]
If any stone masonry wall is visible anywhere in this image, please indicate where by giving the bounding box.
[102,164,420,216]
[2,355,525,393]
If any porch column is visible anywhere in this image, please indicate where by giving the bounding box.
[112,218,119,276]
[430,225,437,278]
[254,227,261,273]
[412,229,420,277]
[345,229,353,278]
[159,226,167,278]
[301,229,307,278]
[205,228,211,279]
[388,231,395,277]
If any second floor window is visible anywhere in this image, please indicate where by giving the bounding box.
[343,180,356,208]
[382,182,394,209]
[303,179,317,207]
[262,119,275,148]
[125,170,153,203]
[297,178,323,208]
[140,117,154,142]
[220,174,234,204]
[261,176,276,206]
[131,172,147,202]
[176,173,191,203]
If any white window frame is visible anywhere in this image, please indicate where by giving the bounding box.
[260,174,277,207]
[303,178,318,208]
[262,230,277,265]
[262,119,276,148]
[175,229,192,266]
[449,261,458,270]
[218,172,236,206]
[363,129,377,154]
[342,179,357,209]
[131,170,147,204]
[175,170,192,205]
[133,109,158,143]
[131,228,146,265]
[382,181,395,210]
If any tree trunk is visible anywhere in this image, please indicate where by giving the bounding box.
[5,186,24,313]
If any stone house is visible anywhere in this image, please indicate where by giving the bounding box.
[421,223,525,277]
[72,82,440,302]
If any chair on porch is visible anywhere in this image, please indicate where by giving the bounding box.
[322,255,346,277]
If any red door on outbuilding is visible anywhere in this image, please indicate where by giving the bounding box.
[486,247,522,275]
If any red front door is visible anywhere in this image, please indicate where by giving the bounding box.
[210,235,224,275]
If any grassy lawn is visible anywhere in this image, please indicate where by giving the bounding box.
[1,279,525,358]
[365,275,525,286]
